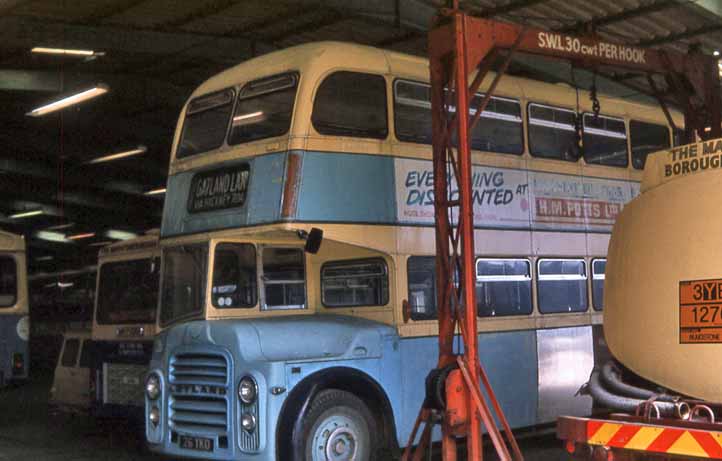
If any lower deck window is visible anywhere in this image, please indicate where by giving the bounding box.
[407,256,437,320]
[537,259,588,314]
[212,243,257,308]
[322,259,389,307]
[476,258,532,317]
[592,259,606,311]
[262,247,305,310]
[0,256,16,307]
[61,339,80,367]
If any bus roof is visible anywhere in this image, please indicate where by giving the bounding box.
[0,230,25,252]
[189,41,678,125]
[98,231,159,260]
[641,138,722,193]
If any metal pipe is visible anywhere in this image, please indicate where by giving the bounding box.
[588,369,679,417]
[600,361,678,403]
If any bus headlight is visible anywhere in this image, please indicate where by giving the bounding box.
[149,406,160,427]
[146,373,161,400]
[238,376,257,404]
[241,413,256,433]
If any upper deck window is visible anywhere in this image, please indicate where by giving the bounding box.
[262,247,306,310]
[322,258,389,308]
[212,243,257,309]
[159,244,208,326]
[583,114,628,167]
[528,103,580,162]
[228,72,298,146]
[0,256,16,308]
[630,120,671,170]
[537,258,588,314]
[177,89,235,159]
[394,80,523,154]
[476,258,532,317]
[312,71,388,139]
[96,258,159,324]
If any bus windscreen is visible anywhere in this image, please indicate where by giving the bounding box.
[96,258,159,324]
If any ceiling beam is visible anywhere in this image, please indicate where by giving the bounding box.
[558,0,680,33]
[472,0,550,18]
[638,24,722,47]
[81,0,150,24]
[162,0,240,28]
[0,15,264,62]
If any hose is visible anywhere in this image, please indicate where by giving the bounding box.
[600,361,678,403]
[588,368,681,418]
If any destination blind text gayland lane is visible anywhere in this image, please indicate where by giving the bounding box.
[189,167,249,213]
[664,140,722,178]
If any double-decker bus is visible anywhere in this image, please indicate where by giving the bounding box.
[91,231,160,418]
[144,42,680,460]
[0,230,29,386]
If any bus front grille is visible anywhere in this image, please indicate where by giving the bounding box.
[169,352,230,438]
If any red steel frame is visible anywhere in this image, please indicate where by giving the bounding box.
[403,4,721,461]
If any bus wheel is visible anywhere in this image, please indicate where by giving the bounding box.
[301,389,377,461]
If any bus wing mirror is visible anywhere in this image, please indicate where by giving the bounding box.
[303,228,323,254]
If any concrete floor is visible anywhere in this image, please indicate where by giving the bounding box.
[0,376,572,460]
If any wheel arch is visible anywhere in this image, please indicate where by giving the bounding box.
[275,366,399,460]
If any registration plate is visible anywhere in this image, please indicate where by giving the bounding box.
[179,435,213,452]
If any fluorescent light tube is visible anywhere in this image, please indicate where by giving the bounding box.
[106,230,137,241]
[27,84,109,117]
[86,145,147,164]
[31,47,95,56]
[35,231,71,243]
[9,210,43,219]
[66,232,95,240]
[45,222,74,230]
[144,187,166,196]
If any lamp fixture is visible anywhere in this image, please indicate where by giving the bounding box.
[144,187,166,196]
[9,210,44,219]
[86,145,147,164]
[45,222,75,231]
[66,232,96,240]
[35,231,71,243]
[31,47,98,57]
[106,229,137,241]
[27,84,109,117]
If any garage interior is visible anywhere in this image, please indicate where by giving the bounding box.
[2,1,722,460]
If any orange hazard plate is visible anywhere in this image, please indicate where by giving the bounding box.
[680,278,722,343]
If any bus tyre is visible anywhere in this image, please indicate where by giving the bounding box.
[299,389,377,461]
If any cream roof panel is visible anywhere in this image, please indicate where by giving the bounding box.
[190,41,392,99]
[0,230,25,252]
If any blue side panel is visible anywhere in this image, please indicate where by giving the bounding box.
[397,330,538,444]
[161,153,286,238]
[296,152,397,223]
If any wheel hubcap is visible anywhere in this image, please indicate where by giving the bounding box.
[312,415,359,461]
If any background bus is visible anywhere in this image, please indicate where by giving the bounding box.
[0,230,29,386]
[91,231,159,418]
[146,42,681,460]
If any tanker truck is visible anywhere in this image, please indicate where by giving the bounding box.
[558,138,722,460]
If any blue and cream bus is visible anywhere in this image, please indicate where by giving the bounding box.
[0,230,29,386]
[91,231,160,418]
[145,42,679,460]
